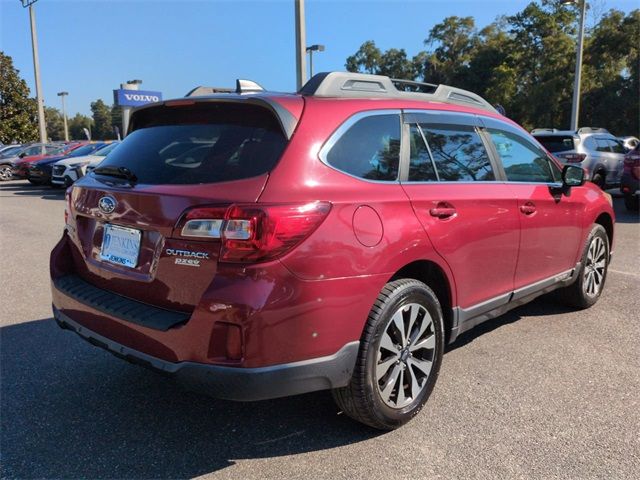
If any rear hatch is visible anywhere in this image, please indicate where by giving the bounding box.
[65,101,294,313]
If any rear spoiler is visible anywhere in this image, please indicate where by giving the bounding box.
[129,94,299,140]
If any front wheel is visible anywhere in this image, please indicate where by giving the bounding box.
[0,165,13,181]
[557,224,609,309]
[332,279,444,430]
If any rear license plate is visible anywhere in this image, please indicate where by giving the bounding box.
[100,224,142,268]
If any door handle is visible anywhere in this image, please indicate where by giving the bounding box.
[429,204,457,219]
[520,202,536,215]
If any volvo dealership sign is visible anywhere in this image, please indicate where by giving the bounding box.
[113,89,163,107]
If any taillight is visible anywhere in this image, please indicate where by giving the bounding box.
[623,155,640,180]
[176,202,332,263]
[64,188,73,225]
[181,207,227,238]
[558,153,587,163]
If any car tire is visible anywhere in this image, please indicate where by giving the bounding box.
[28,178,43,185]
[0,165,13,181]
[557,224,609,309]
[332,279,444,430]
[591,172,606,189]
[623,193,639,212]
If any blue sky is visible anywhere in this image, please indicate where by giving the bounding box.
[1,0,637,116]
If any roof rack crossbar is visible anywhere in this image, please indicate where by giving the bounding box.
[299,72,498,114]
[577,127,610,134]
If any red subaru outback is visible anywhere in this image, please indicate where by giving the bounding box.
[51,72,614,429]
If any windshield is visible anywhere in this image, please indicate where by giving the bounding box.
[94,103,287,185]
[534,135,576,153]
[94,142,119,157]
[0,146,22,158]
[68,144,101,157]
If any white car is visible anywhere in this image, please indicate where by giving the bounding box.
[51,142,120,187]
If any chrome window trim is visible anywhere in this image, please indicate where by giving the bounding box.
[318,109,403,184]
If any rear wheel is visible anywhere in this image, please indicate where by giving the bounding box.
[0,165,12,181]
[591,171,606,189]
[332,279,444,430]
[557,224,609,309]
[623,193,639,211]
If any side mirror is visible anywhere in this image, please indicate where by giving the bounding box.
[562,164,585,187]
[18,153,25,158]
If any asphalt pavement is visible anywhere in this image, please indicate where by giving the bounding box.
[1,180,638,479]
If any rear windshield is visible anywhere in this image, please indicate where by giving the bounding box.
[94,103,287,185]
[534,135,576,153]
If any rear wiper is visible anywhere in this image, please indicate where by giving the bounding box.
[93,166,138,183]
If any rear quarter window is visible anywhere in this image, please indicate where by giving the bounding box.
[323,113,401,181]
[93,103,288,185]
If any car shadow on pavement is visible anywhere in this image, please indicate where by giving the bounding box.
[447,293,573,352]
[612,198,639,224]
[0,181,65,200]
[0,318,380,479]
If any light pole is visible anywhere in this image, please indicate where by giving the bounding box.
[294,0,307,90]
[306,44,325,78]
[57,91,69,141]
[563,0,587,131]
[120,79,142,137]
[21,0,47,150]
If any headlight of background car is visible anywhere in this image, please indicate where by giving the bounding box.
[70,161,90,170]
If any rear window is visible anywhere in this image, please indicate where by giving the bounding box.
[534,135,576,153]
[94,103,287,185]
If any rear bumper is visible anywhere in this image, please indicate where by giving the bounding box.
[53,306,359,401]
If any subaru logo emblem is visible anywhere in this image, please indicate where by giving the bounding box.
[98,195,117,214]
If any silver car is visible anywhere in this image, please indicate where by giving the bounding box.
[532,128,627,189]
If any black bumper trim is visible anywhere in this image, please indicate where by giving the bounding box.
[53,275,189,331]
[53,307,359,401]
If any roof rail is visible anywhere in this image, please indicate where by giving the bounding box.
[185,79,265,97]
[531,128,559,134]
[299,71,498,114]
[577,127,610,134]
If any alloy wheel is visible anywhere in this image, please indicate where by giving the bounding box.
[583,236,607,298]
[0,166,12,181]
[376,303,436,409]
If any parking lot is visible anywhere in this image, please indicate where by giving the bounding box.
[1,180,638,479]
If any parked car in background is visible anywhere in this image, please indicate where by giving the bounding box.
[621,144,640,211]
[0,144,63,181]
[620,136,639,151]
[51,142,119,187]
[0,144,23,157]
[10,143,84,180]
[28,142,107,186]
[532,127,627,189]
[51,72,615,430]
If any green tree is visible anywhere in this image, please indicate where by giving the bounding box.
[45,106,65,141]
[423,16,477,85]
[111,104,123,139]
[68,113,92,141]
[582,9,640,135]
[346,40,382,74]
[91,99,113,140]
[0,51,38,143]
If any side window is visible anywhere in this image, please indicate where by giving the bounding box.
[595,138,611,152]
[608,138,626,154]
[420,124,494,181]
[25,146,41,156]
[325,114,400,181]
[488,129,555,183]
[408,125,437,181]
